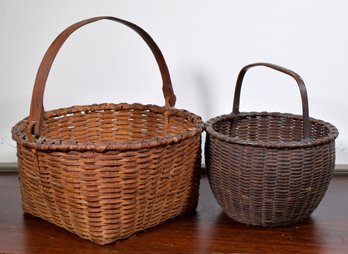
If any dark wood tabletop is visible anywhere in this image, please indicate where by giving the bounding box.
[1,172,347,254]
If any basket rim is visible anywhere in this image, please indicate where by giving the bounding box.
[12,102,204,152]
[205,111,339,149]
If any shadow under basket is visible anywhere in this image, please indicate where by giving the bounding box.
[205,63,339,227]
[11,16,204,245]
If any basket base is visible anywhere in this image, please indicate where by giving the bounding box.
[222,210,313,228]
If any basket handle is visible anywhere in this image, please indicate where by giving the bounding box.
[28,16,176,136]
[232,62,310,140]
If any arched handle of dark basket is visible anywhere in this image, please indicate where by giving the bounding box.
[28,16,176,136]
[232,62,311,140]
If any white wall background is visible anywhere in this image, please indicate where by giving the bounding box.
[1,0,347,164]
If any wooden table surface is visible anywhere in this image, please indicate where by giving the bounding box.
[1,172,347,254]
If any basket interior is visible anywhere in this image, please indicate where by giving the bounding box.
[41,104,199,144]
[212,113,333,144]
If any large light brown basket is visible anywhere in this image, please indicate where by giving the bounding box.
[205,63,338,227]
[12,16,204,245]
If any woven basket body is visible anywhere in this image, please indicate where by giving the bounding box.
[12,17,203,245]
[205,63,338,227]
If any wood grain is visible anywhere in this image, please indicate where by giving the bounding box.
[1,172,347,253]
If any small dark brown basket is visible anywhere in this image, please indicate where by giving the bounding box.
[11,16,204,245]
[205,63,338,227]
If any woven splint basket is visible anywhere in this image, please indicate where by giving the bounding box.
[205,63,338,227]
[12,16,204,245]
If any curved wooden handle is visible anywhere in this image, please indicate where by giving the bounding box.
[232,62,310,140]
[28,16,176,136]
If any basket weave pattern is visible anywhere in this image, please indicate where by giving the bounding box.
[206,113,337,227]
